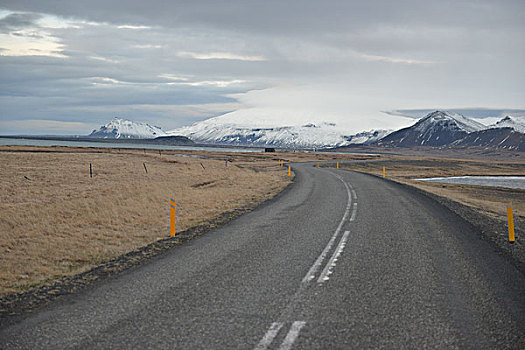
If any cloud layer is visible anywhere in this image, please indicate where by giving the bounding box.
[0,1,524,134]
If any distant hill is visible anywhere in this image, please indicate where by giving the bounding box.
[142,135,194,145]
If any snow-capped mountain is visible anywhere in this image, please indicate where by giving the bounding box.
[376,110,485,147]
[89,117,168,139]
[489,116,525,134]
[169,118,389,148]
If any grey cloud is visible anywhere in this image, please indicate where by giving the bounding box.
[0,48,245,130]
[2,1,524,68]
[0,0,524,134]
[2,1,523,42]
[0,12,42,32]
[11,31,44,38]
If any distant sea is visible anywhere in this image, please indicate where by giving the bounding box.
[0,137,263,153]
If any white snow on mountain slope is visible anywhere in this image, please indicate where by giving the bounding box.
[345,129,391,144]
[376,110,491,147]
[413,110,485,133]
[176,105,412,131]
[489,116,525,133]
[169,112,391,148]
[167,106,412,148]
[89,117,167,139]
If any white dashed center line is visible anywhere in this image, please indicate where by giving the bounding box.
[317,230,351,283]
[256,321,307,350]
[278,321,307,350]
[255,322,283,350]
[301,172,353,284]
[255,169,357,349]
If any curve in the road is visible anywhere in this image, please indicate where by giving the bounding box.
[1,163,524,349]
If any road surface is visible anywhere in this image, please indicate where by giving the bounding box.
[1,163,524,349]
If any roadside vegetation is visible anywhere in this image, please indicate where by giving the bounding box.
[0,147,296,296]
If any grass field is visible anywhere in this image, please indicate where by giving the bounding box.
[0,147,297,296]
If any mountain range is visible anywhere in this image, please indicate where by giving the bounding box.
[169,119,389,148]
[376,111,484,147]
[375,111,525,151]
[88,111,525,151]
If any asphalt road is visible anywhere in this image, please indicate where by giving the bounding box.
[1,163,524,349]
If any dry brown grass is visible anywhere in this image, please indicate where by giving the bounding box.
[338,156,525,220]
[0,146,304,296]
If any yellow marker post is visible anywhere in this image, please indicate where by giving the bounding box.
[337,162,339,169]
[383,167,386,179]
[288,166,291,177]
[170,198,176,237]
[507,202,515,243]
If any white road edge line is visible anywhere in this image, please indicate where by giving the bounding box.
[255,322,283,350]
[317,230,351,283]
[301,173,352,284]
[278,321,307,350]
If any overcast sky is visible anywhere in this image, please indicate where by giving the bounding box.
[0,0,524,134]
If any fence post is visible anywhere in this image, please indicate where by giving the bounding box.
[507,202,515,243]
[170,198,176,237]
